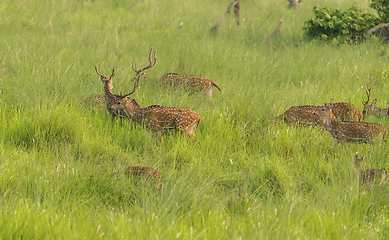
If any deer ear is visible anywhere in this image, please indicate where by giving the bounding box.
[324,102,332,109]
[372,99,377,106]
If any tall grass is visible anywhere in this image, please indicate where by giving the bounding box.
[1,0,389,238]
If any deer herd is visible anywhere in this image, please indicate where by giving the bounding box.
[80,48,388,190]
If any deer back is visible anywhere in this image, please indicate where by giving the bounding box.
[276,105,323,126]
[330,121,387,143]
[79,94,105,109]
[331,102,363,121]
[354,154,387,186]
[317,103,387,144]
[161,73,222,94]
[141,106,201,131]
[360,168,388,186]
[125,166,161,190]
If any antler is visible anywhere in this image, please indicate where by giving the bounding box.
[362,83,371,106]
[123,48,157,97]
[95,66,115,78]
[132,48,157,76]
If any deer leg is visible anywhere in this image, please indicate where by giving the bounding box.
[333,140,340,148]
[155,131,163,141]
[202,85,213,97]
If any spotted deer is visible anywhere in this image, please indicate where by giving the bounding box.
[125,166,161,191]
[362,84,389,118]
[275,102,362,126]
[94,67,127,121]
[110,49,201,139]
[275,105,322,126]
[314,103,387,147]
[78,94,105,109]
[354,154,388,187]
[161,73,222,97]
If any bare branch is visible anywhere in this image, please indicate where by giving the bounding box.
[211,0,240,32]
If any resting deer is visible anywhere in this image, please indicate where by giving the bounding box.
[94,67,127,121]
[362,84,389,118]
[354,154,388,187]
[275,102,362,126]
[78,94,105,109]
[314,103,387,147]
[275,105,322,126]
[124,166,161,191]
[110,49,201,139]
[161,73,222,98]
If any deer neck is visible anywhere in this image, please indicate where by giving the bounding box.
[103,83,114,97]
[122,100,144,123]
[354,162,361,171]
[322,111,337,131]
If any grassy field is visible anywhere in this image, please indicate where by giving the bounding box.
[1,0,389,239]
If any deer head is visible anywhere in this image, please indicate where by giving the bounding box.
[110,48,157,117]
[354,154,365,170]
[362,83,388,118]
[95,67,115,92]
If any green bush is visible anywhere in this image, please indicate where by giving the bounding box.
[370,0,389,22]
[303,5,380,43]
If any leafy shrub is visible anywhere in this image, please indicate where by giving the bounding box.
[303,5,380,43]
[370,0,389,23]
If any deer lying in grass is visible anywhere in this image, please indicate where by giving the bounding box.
[354,154,387,187]
[161,73,222,98]
[125,166,161,191]
[314,103,387,147]
[110,49,201,139]
[78,94,105,109]
[275,105,322,126]
[362,84,389,118]
[275,102,363,126]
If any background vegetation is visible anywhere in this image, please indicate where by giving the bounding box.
[1,0,389,239]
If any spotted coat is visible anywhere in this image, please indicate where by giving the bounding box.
[275,102,362,127]
[315,103,387,147]
[79,94,105,109]
[125,166,162,191]
[111,97,201,138]
[363,99,389,118]
[161,73,222,97]
[275,105,322,126]
[354,154,388,187]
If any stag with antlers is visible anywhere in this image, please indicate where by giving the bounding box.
[110,48,201,139]
[362,84,389,118]
[91,66,128,122]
